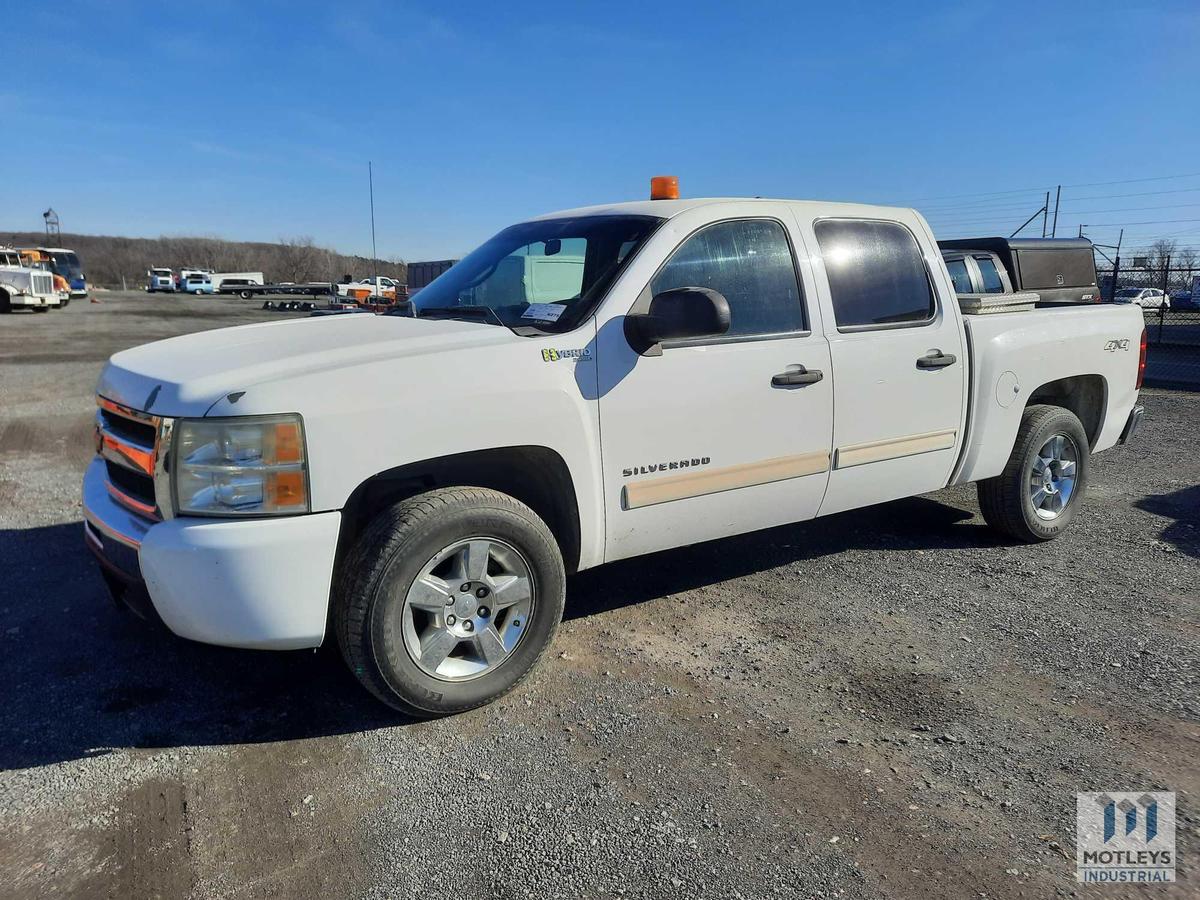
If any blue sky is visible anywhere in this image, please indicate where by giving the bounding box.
[4,0,1199,259]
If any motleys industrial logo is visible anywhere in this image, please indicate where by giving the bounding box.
[1076,792,1175,884]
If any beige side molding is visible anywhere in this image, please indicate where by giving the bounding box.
[622,451,830,510]
[834,428,957,469]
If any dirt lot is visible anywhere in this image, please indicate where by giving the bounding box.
[1,292,1197,899]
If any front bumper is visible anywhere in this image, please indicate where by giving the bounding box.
[83,457,340,649]
[1120,405,1145,444]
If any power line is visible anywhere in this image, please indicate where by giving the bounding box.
[892,171,1200,206]
[1071,217,1200,226]
[1061,171,1200,189]
[1059,202,1200,215]
[1061,186,1200,202]
[916,198,1050,213]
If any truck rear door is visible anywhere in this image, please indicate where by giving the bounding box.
[800,215,968,516]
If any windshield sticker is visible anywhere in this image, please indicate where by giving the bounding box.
[522,304,566,322]
[542,348,592,363]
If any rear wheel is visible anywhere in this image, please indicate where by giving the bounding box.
[978,404,1090,542]
[335,487,566,716]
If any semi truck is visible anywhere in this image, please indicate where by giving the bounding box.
[84,181,1146,717]
[1,246,60,311]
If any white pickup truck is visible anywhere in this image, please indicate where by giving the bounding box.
[337,275,403,300]
[84,190,1146,716]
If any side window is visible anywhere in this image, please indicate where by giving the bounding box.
[814,219,936,328]
[974,256,1004,293]
[651,219,804,338]
[944,258,973,294]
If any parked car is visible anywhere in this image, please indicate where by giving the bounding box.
[147,268,176,292]
[1114,287,1170,309]
[216,277,261,295]
[84,185,1146,716]
[211,272,264,292]
[180,273,215,294]
[937,237,1100,304]
[1169,288,1197,311]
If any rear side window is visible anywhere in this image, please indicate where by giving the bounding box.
[944,258,973,293]
[974,256,1004,293]
[815,220,936,328]
[651,218,805,338]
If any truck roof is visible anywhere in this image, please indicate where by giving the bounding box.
[529,197,916,221]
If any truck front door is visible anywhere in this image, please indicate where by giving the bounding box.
[803,216,967,516]
[594,213,834,562]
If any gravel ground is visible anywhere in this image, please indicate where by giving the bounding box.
[0,292,1197,899]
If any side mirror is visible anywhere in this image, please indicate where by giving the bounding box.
[625,287,731,354]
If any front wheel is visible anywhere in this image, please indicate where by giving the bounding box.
[335,487,566,716]
[978,404,1090,542]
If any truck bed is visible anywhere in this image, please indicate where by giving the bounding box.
[952,303,1144,486]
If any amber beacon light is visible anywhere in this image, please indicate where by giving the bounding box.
[650,175,679,200]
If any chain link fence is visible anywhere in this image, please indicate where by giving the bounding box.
[1097,266,1199,389]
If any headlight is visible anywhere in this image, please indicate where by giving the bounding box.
[173,414,309,516]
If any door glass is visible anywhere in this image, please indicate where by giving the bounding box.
[974,256,1004,293]
[814,220,936,328]
[651,219,804,337]
[944,258,973,293]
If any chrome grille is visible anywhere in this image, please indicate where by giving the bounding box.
[95,396,170,521]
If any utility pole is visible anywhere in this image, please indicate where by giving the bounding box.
[368,161,379,284]
[1051,185,1061,237]
[1041,191,1049,237]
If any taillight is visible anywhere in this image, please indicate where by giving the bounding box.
[1136,327,1147,389]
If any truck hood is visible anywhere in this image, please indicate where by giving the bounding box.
[97,314,517,417]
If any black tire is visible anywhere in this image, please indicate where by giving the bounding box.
[0,291,11,314]
[335,487,566,716]
[978,404,1090,542]
[240,290,254,300]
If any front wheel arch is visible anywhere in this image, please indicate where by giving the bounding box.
[336,445,582,576]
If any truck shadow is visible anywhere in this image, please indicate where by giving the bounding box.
[566,494,988,620]
[1,495,990,770]
[1134,483,1200,558]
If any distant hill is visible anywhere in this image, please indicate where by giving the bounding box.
[0,231,406,289]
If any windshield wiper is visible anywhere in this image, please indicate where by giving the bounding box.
[418,305,504,326]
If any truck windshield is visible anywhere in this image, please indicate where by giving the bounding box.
[50,252,82,275]
[413,215,664,330]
